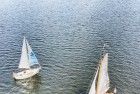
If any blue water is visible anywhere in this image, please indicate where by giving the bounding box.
[0,0,140,94]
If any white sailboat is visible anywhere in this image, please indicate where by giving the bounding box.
[13,37,41,80]
[89,53,116,94]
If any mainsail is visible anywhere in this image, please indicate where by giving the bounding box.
[18,37,39,68]
[96,53,110,94]
[26,39,39,67]
[18,37,30,68]
[89,53,110,94]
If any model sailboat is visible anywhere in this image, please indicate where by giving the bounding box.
[89,53,116,94]
[13,37,41,80]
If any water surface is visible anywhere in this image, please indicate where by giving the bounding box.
[0,0,140,94]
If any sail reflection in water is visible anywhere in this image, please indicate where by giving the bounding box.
[14,75,41,93]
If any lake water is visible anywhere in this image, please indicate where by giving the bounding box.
[0,0,140,94]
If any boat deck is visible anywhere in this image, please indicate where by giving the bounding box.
[13,64,40,73]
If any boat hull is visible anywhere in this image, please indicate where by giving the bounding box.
[13,67,41,80]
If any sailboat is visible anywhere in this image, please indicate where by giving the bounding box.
[13,37,41,80]
[88,53,116,94]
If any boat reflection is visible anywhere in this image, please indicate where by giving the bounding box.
[14,74,41,93]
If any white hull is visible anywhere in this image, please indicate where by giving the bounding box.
[13,67,41,80]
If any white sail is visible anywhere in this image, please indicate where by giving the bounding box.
[26,39,39,67]
[18,37,30,69]
[88,67,99,94]
[114,87,117,93]
[96,53,110,94]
